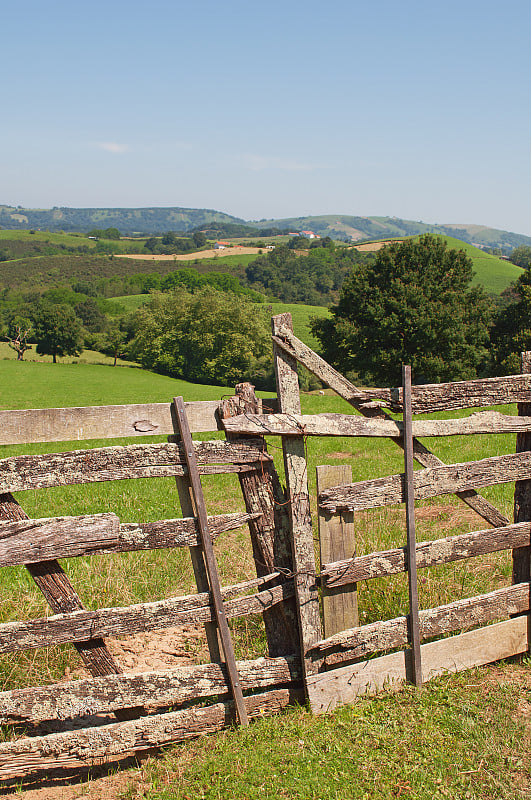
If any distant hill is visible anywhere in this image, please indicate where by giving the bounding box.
[252,215,531,252]
[2,205,531,252]
[0,205,244,234]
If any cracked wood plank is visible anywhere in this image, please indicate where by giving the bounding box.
[309,582,530,665]
[0,511,260,568]
[320,522,531,588]
[223,410,531,438]
[0,440,271,493]
[0,576,295,653]
[0,686,304,780]
[319,451,531,513]
[0,655,301,725]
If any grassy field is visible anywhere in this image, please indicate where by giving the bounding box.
[438,235,523,294]
[0,359,528,797]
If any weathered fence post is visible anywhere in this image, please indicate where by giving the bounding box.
[220,383,298,657]
[513,352,531,602]
[317,464,358,638]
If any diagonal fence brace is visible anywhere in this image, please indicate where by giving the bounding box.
[173,396,249,726]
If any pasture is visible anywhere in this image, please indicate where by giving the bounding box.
[0,358,528,798]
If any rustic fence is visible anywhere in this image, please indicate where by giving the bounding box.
[0,312,529,780]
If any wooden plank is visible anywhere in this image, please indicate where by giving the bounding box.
[272,314,323,688]
[0,686,304,780]
[402,365,422,686]
[307,616,529,713]
[271,324,509,529]
[220,383,299,657]
[0,401,223,446]
[320,522,531,588]
[387,374,531,414]
[319,451,531,513]
[513,352,531,589]
[223,410,531,438]
[0,512,260,568]
[317,465,357,638]
[0,655,301,725]
[0,575,295,654]
[0,440,271,494]
[173,396,248,726]
[310,582,530,665]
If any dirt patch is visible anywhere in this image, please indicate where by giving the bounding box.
[352,239,404,252]
[115,246,264,262]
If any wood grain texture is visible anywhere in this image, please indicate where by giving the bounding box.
[307,617,529,713]
[320,522,531,588]
[310,582,530,665]
[0,655,301,725]
[272,314,323,686]
[271,325,509,529]
[0,401,223,446]
[319,452,531,513]
[220,384,298,657]
[0,440,271,494]
[513,352,531,588]
[0,576,295,654]
[0,512,260,568]
[317,465,357,638]
[0,686,304,780]
[387,374,531,413]
[223,410,531,438]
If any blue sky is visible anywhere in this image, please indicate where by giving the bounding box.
[2,0,530,234]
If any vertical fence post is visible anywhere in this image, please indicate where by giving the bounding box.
[403,365,423,687]
[513,353,531,608]
[317,464,358,638]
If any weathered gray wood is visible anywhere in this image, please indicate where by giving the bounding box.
[271,324,509,529]
[272,314,323,688]
[0,512,260,568]
[319,451,531,513]
[320,522,531,588]
[0,575,295,654]
[513,352,531,589]
[310,582,530,665]
[0,401,223,446]
[0,440,271,494]
[387,374,531,413]
[317,465,357,638]
[223,410,531,438]
[174,396,248,726]
[307,616,529,713]
[0,655,301,725]
[220,383,298,657]
[402,365,422,687]
[0,686,304,780]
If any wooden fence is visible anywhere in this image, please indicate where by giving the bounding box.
[0,312,530,780]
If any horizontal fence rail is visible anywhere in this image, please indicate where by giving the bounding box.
[0,401,225,446]
[319,451,531,512]
[0,576,294,654]
[0,655,301,725]
[310,582,530,666]
[0,440,271,494]
[319,522,531,588]
[0,511,261,567]
[223,410,531,438]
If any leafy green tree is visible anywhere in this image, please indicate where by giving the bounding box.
[491,270,531,373]
[31,302,84,363]
[509,245,531,269]
[129,288,274,388]
[95,324,128,366]
[192,231,207,248]
[311,235,492,386]
[74,298,108,334]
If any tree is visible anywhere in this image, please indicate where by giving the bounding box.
[31,302,83,363]
[6,316,32,361]
[192,231,207,248]
[311,235,492,386]
[128,288,274,388]
[491,269,531,373]
[509,245,531,269]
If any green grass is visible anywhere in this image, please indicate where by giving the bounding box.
[126,664,530,800]
[437,235,522,294]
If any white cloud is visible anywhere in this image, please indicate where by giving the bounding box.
[240,154,323,172]
[96,142,129,154]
